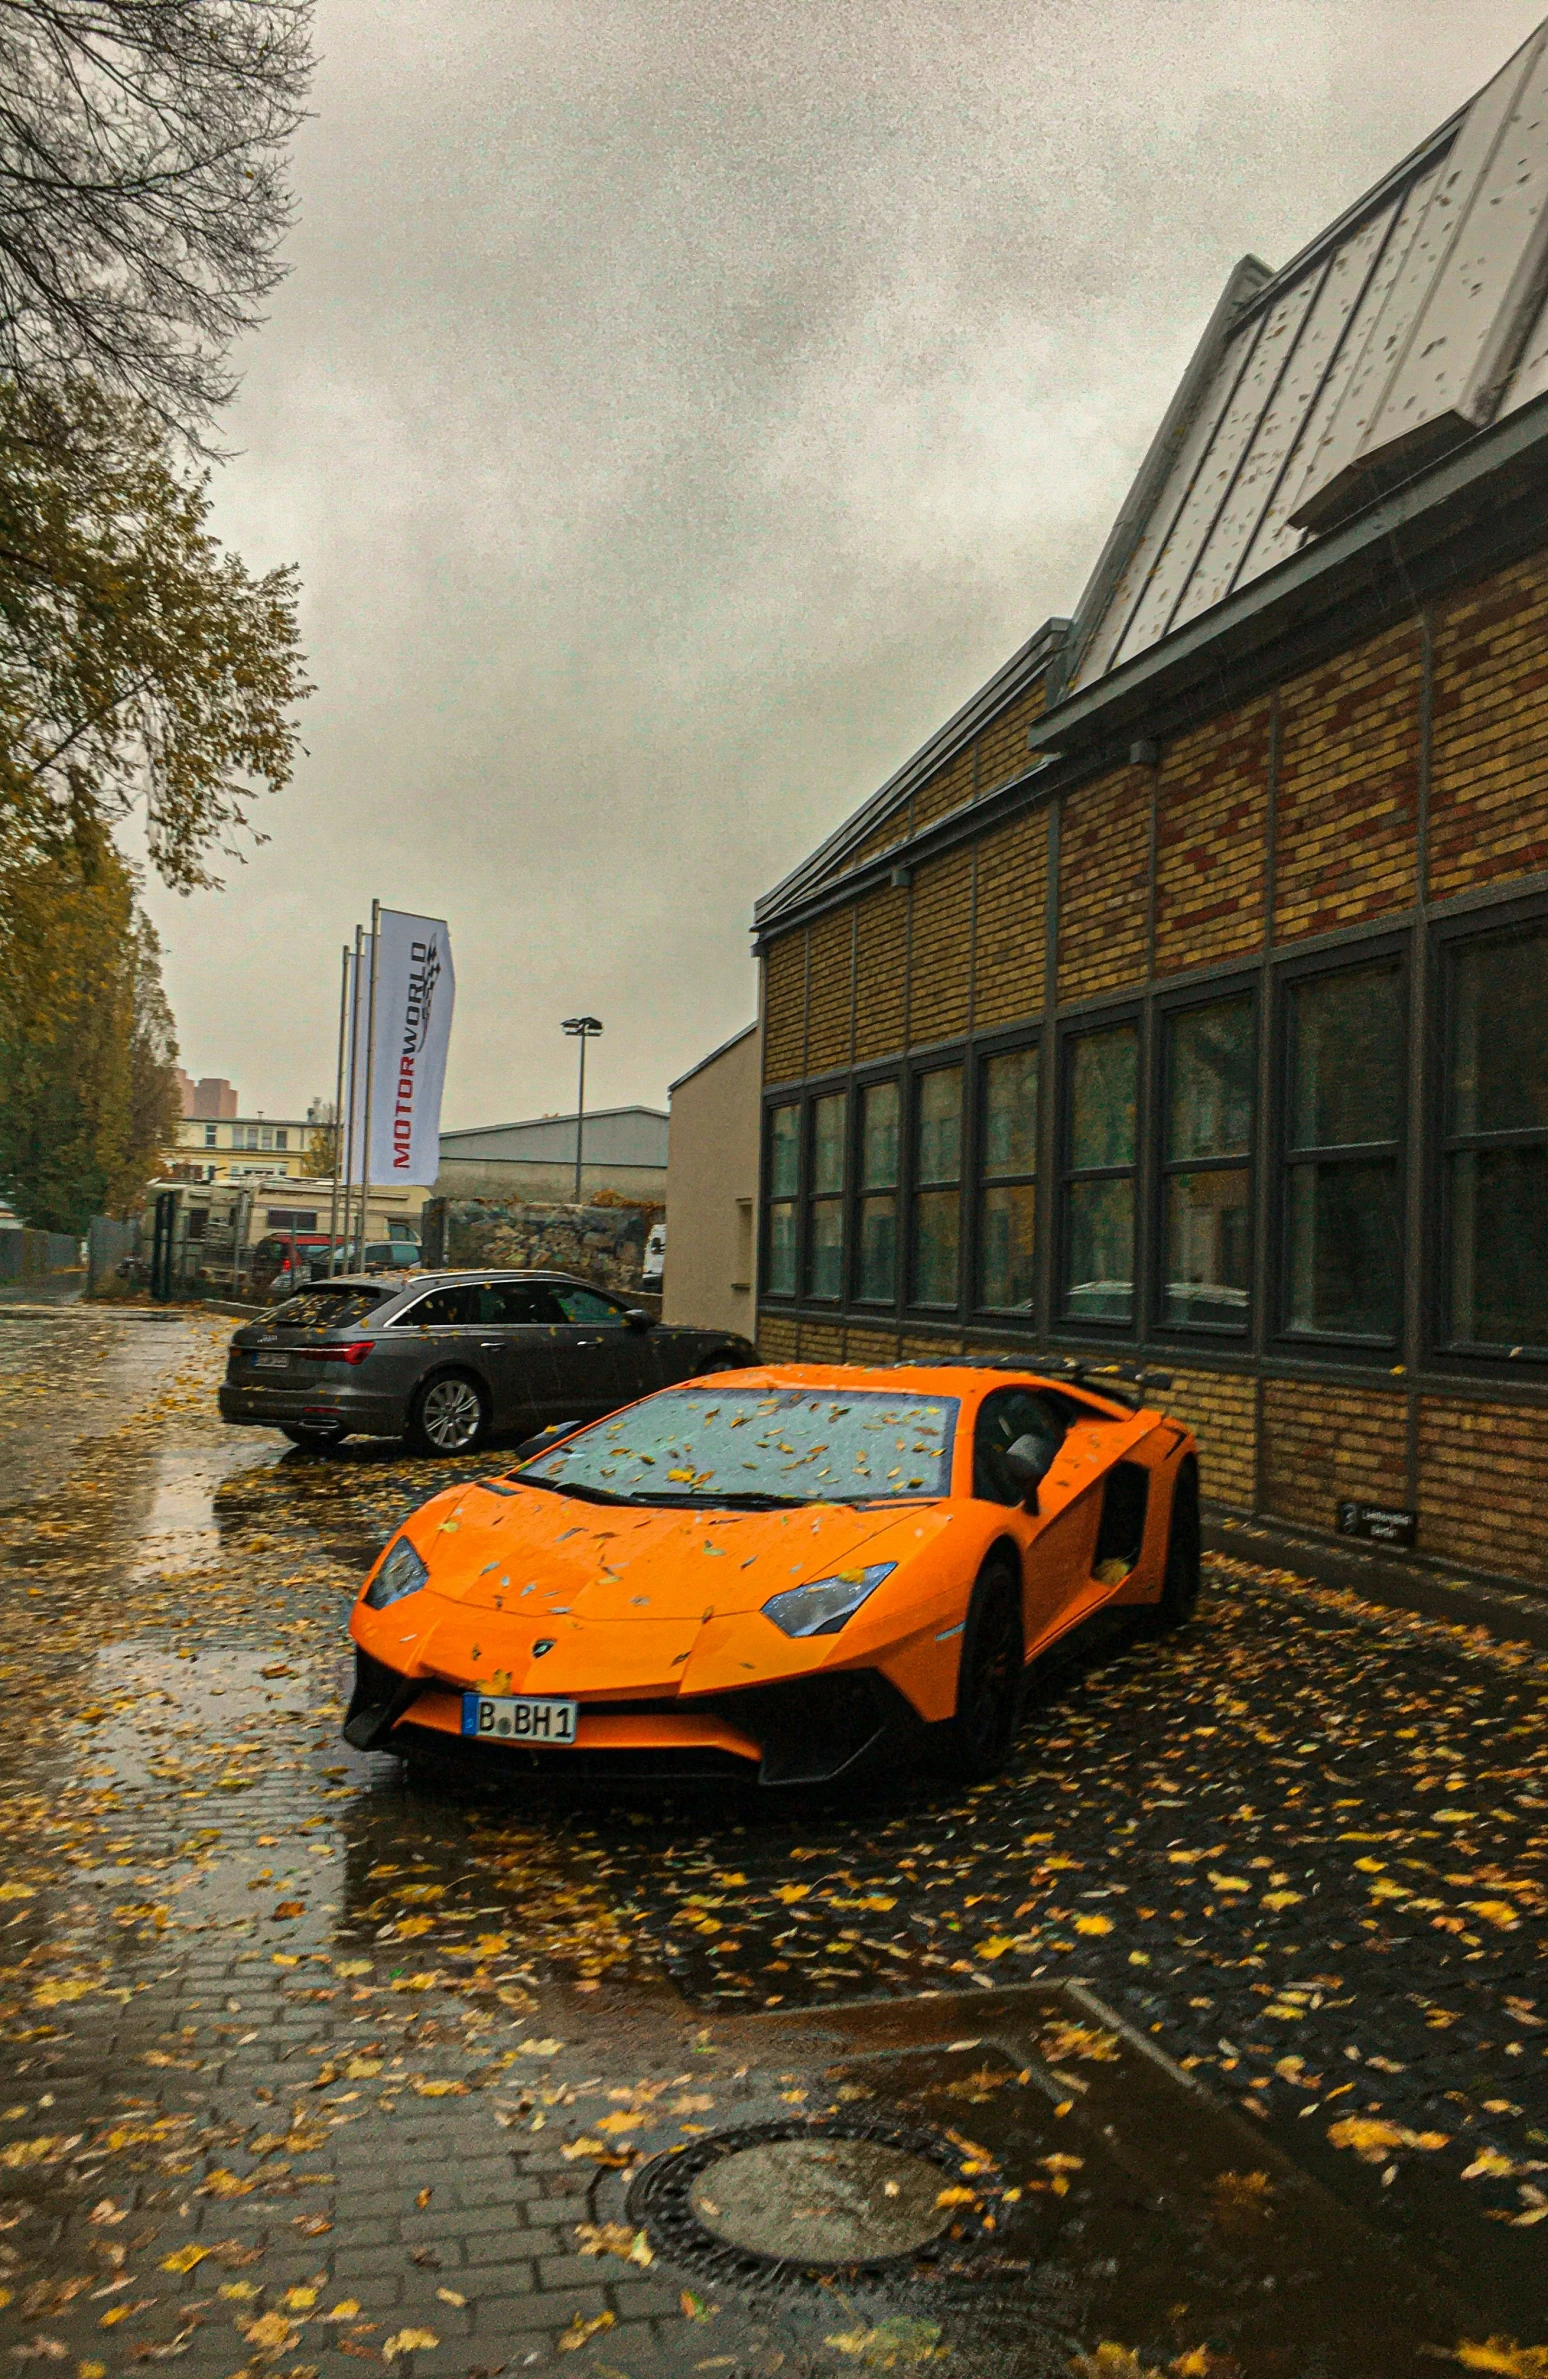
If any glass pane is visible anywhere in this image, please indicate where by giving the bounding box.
[1163,1168,1251,1327]
[767,1199,796,1296]
[1448,1147,1548,1346]
[978,1183,1036,1310]
[1063,1177,1134,1321]
[1290,968,1402,1149]
[983,1047,1038,1178]
[912,1188,960,1306]
[916,1069,962,1186]
[812,1094,846,1195]
[1450,932,1548,1136]
[858,1193,896,1302]
[1286,1158,1399,1337]
[769,1104,800,1198]
[1167,997,1253,1160]
[861,1081,900,1190]
[808,1199,843,1299]
[1070,1027,1137,1170]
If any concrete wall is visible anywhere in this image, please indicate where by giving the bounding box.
[433,1158,667,1204]
[664,1026,760,1336]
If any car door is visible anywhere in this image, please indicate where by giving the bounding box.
[469,1281,568,1430]
[972,1388,1106,1653]
[378,1282,488,1412]
[546,1281,655,1417]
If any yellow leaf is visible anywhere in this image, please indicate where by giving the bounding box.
[1463,2149,1519,2181]
[412,2079,466,2098]
[0,1884,35,1901]
[394,1916,436,1939]
[160,2244,208,2272]
[977,1935,1016,1959]
[396,1884,446,1904]
[558,2310,615,2351]
[325,2301,362,2321]
[773,1884,810,1904]
[1207,1874,1249,1893]
[242,2314,300,2350]
[31,1978,94,2007]
[1328,2117,1449,2162]
[383,2329,441,2358]
[934,2185,976,2207]
[282,2285,318,2310]
[1069,2347,1166,2379]
[436,2288,466,2307]
[1464,1901,1521,1932]
[198,2167,260,2198]
[1261,1891,1303,1911]
[596,2109,645,2133]
[1073,1914,1113,1937]
[1453,2345,1548,2378]
[79,2363,106,2378]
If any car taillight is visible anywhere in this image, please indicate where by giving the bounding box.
[296,1341,374,1365]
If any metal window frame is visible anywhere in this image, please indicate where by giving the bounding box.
[805,1086,849,1304]
[1152,974,1258,1342]
[850,1063,904,1311]
[905,1049,968,1317]
[1431,894,1548,1367]
[1270,934,1410,1357]
[970,1028,1042,1323]
[1055,1003,1143,1338]
[760,1092,805,1301]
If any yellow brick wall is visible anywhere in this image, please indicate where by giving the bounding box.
[805,906,854,1074]
[912,744,976,831]
[854,886,909,1063]
[843,1324,902,1366]
[1429,551,1548,899]
[973,810,1046,1028]
[1154,1368,1257,1510]
[756,1314,800,1360]
[977,684,1044,792]
[1260,1380,1407,1530]
[855,809,910,863]
[1058,766,1150,1003]
[798,1320,846,1362]
[907,846,973,1046]
[1416,1398,1548,1587]
[762,931,807,1083]
[1275,621,1421,941]
[1154,702,1269,974]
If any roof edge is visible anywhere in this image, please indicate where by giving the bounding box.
[668,1021,758,1095]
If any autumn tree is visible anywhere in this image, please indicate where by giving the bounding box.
[0,828,181,1231]
[0,378,310,884]
[0,1,312,442]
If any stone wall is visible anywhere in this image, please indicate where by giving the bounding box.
[422,1197,663,1294]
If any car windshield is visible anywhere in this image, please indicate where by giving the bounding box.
[266,1285,388,1330]
[518,1386,959,1504]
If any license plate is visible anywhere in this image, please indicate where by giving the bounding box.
[254,1352,289,1370]
[461,1693,578,1746]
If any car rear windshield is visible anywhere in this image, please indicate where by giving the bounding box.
[266,1285,388,1330]
[520,1386,959,1504]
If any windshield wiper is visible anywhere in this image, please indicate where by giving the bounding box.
[506,1474,634,1506]
[635,1489,815,1510]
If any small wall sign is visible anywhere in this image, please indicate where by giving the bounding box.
[1336,1499,1418,1551]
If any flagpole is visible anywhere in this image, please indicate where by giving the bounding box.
[343,923,363,1272]
[326,942,349,1279]
[358,899,381,1268]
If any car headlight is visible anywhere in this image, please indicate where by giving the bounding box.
[761,1562,895,1639]
[364,1535,429,1610]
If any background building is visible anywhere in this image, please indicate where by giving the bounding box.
[664,1024,759,1334]
[753,21,1548,1594]
[436,1105,668,1201]
[173,1111,327,1179]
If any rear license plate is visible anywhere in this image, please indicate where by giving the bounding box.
[254,1352,289,1370]
[461,1693,578,1745]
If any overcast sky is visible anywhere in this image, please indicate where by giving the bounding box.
[141,0,1545,1130]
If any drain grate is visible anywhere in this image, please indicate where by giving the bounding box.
[627,2112,1004,2285]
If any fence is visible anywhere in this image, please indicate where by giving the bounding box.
[86,1215,141,1294]
[0,1226,80,1286]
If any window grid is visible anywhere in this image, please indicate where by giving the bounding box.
[1440,924,1548,1356]
[1158,992,1254,1336]
[976,1041,1038,1315]
[1059,1021,1139,1328]
[1280,958,1405,1347]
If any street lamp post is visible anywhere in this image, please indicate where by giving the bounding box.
[561,1015,603,1202]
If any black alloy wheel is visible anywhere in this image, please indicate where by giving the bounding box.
[942,1557,1024,1781]
[1149,1457,1201,1632]
[409,1370,491,1457]
[279,1423,347,1451]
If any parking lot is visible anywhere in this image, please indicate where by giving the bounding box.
[0,1305,1543,2375]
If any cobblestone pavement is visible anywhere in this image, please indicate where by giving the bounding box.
[0,1311,1543,2379]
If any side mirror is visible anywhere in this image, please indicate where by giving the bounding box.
[623,1308,655,1330]
[1003,1433,1049,1512]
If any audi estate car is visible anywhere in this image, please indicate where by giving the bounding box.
[219,1270,757,1455]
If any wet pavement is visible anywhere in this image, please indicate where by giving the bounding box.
[0,1308,1543,2377]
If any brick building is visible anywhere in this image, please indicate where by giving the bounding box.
[752,23,1548,1592]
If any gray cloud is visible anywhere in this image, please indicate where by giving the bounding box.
[140,0,1546,1125]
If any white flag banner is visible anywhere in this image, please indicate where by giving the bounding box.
[365,910,455,1185]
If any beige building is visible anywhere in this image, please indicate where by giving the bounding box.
[664,1025,759,1336]
[173,1113,328,1181]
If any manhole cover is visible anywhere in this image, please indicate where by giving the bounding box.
[691,2136,951,2263]
[628,2115,991,2282]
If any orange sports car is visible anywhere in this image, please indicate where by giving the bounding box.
[342,1359,1199,1787]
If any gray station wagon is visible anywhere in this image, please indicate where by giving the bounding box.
[218,1270,759,1455]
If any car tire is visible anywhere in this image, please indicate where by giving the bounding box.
[279,1423,347,1451]
[942,1556,1024,1782]
[409,1370,491,1457]
[1147,1458,1201,1633]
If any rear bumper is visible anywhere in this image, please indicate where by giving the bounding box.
[342,1648,922,1786]
[219,1382,406,1434]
